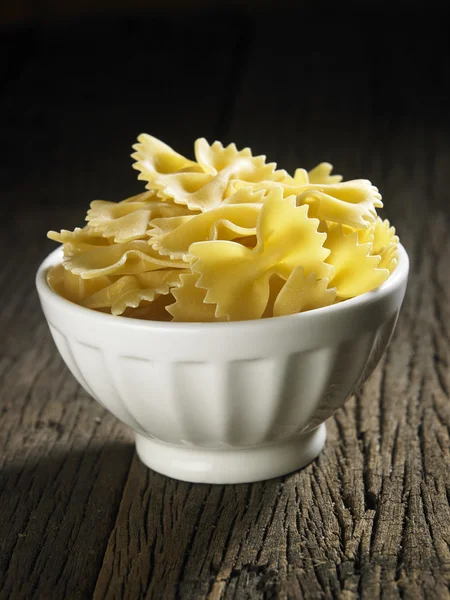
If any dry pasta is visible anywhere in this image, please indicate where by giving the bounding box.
[323,224,390,299]
[47,133,400,321]
[166,273,223,322]
[189,190,332,321]
[132,135,286,212]
[83,270,187,315]
[273,268,336,317]
[149,202,262,259]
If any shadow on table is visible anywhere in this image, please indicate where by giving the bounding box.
[0,441,135,598]
[0,441,287,597]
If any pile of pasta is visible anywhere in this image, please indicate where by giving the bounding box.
[47,134,399,322]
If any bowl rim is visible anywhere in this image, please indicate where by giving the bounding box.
[36,244,409,332]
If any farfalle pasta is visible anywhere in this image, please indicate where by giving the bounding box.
[132,135,285,212]
[47,134,400,321]
[189,190,333,321]
[149,199,262,259]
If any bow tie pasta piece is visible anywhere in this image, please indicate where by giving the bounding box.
[358,217,397,254]
[194,138,250,174]
[122,294,175,321]
[47,264,112,305]
[377,241,398,273]
[111,271,185,315]
[149,203,262,259]
[190,241,271,320]
[131,134,203,180]
[84,270,186,315]
[64,240,186,279]
[194,138,286,182]
[273,268,337,317]
[133,135,286,212]
[324,225,390,299]
[190,190,331,320]
[306,162,343,185]
[87,199,153,223]
[229,162,340,195]
[147,169,264,213]
[357,217,399,273]
[88,209,152,243]
[87,196,189,224]
[234,179,381,229]
[166,273,223,322]
[86,195,192,244]
[144,171,235,212]
[297,180,382,229]
[256,192,332,279]
[83,275,138,310]
[231,179,382,229]
[132,134,216,211]
[48,227,104,245]
[48,227,113,256]
[227,178,380,229]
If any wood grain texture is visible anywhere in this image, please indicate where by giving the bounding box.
[1,12,450,600]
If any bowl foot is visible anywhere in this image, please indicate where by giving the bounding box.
[135,423,327,484]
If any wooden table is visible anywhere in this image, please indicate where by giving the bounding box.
[1,12,449,599]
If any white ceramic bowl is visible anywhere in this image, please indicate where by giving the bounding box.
[36,246,409,483]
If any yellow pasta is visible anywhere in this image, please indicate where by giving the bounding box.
[84,270,186,315]
[47,133,399,321]
[307,162,343,185]
[47,264,112,304]
[273,268,336,317]
[324,224,390,299]
[166,273,222,322]
[149,202,262,259]
[132,135,285,212]
[48,227,112,256]
[87,200,151,224]
[230,179,381,228]
[190,189,332,320]
[122,294,175,321]
[194,139,286,183]
[297,180,382,229]
[358,217,399,273]
[86,193,191,243]
[131,134,203,178]
[283,162,342,187]
[64,240,186,279]
[88,210,152,243]
[218,187,266,205]
[87,196,189,223]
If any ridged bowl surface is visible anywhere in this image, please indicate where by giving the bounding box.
[36,246,409,483]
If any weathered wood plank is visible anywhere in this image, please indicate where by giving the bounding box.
[92,15,450,600]
[0,14,239,600]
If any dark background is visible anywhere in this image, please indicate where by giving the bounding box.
[2,2,449,228]
[1,3,450,599]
